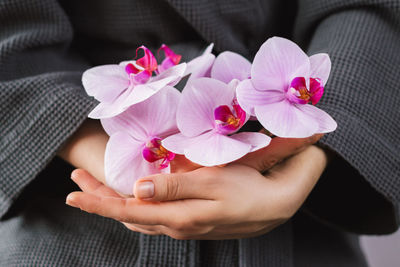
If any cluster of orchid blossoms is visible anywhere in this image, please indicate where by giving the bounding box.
[82,37,337,195]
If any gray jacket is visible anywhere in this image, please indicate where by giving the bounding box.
[0,0,399,266]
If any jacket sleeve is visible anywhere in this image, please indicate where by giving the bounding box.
[0,0,96,219]
[293,0,400,234]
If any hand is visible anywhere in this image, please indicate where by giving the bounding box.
[58,119,109,183]
[66,145,329,240]
[234,132,323,172]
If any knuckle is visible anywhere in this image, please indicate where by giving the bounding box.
[166,176,182,200]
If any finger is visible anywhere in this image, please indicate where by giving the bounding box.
[133,170,216,201]
[169,155,202,173]
[66,191,211,226]
[71,169,120,197]
[234,133,323,172]
[122,223,163,235]
[66,192,172,225]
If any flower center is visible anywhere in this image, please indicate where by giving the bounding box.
[142,137,175,169]
[287,77,324,105]
[226,115,241,127]
[214,100,246,135]
[125,46,158,84]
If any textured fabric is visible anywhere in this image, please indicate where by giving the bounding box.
[0,0,399,266]
[294,0,400,234]
[0,0,96,219]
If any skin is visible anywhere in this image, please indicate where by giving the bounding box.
[60,119,329,240]
[58,119,108,184]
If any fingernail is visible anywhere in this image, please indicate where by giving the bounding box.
[71,170,78,181]
[135,181,154,199]
[66,194,78,208]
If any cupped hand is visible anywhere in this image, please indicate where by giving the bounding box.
[234,131,324,172]
[58,119,109,184]
[66,145,328,240]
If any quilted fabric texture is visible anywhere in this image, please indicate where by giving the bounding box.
[0,0,399,266]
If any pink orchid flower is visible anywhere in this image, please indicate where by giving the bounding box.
[211,51,251,85]
[184,44,216,79]
[82,46,186,119]
[236,37,337,138]
[100,86,180,195]
[162,78,271,166]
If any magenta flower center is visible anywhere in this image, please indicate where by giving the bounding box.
[125,46,158,84]
[287,77,324,105]
[142,137,175,169]
[214,101,246,134]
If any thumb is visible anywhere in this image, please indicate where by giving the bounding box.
[133,171,209,201]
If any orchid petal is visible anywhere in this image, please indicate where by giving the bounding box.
[160,44,182,65]
[183,131,252,166]
[309,53,331,86]
[125,63,141,75]
[251,37,310,92]
[184,44,215,79]
[204,43,214,54]
[131,70,152,84]
[297,104,337,134]
[177,78,235,137]
[119,60,141,69]
[82,65,129,103]
[254,100,319,138]
[290,77,307,90]
[236,79,285,116]
[159,44,182,64]
[158,44,182,73]
[119,64,185,111]
[158,58,176,73]
[309,78,324,105]
[162,133,193,155]
[229,132,271,152]
[101,86,180,140]
[105,132,149,195]
[211,51,251,83]
[88,86,134,119]
[135,46,158,72]
[151,62,186,86]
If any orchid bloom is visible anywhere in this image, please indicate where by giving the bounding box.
[82,46,186,119]
[162,78,271,166]
[211,51,251,86]
[156,44,182,74]
[236,37,337,138]
[184,43,216,79]
[100,86,180,195]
